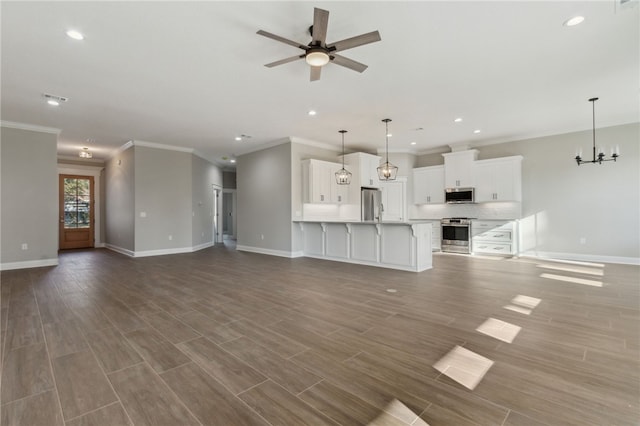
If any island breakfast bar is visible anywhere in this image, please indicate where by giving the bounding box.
[297,221,433,272]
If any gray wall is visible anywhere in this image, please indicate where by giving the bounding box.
[134,146,192,252]
[417,123,639,261]
[105,146,135,251]
[1,126,59,266]
[237,142,292,252]
[192,155,223,247]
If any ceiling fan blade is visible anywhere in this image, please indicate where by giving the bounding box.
[265,55,305,68]
[310,66,322,81]
[328,31,381,53]
[257,30,307,50]
[312,8,330,45]
[330,54,368,73]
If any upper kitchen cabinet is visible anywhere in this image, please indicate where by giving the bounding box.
[442,150,478,188]
[413,165,445,204]
[302,159,348,204]
[473,156,523,202]
[341,152,382,188]
[380,179,406,222]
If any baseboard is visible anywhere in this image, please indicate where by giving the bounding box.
[192,241,215,252]
[105,244,135,257]
[106,242,215,258]
[94,242,106,248]
[0,258,58,271]
[519,251,640,266]
[236,245,302,258]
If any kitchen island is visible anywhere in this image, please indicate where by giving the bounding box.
[297,221,432,272]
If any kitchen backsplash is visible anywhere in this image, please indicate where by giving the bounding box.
[410,202,522,220]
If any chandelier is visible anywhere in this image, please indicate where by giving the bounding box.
[377,118,398,180]
[574,97,619,165]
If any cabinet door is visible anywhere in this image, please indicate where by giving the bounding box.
[493,161,517,201]
[381,181,404,221]
[362,155,380,188]
[314,161,333,203]
[413,166,445,204]
[473,162,494,202]
[443,150,477,188]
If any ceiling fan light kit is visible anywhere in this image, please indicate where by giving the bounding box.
[574,97,620,166]
[257,7,381,81]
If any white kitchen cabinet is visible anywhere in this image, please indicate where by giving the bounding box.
[473,156,522,202]
[380,179,406,222]
[341,152,381,188]
[413,165,445,204]
[302,159,348,204]
[471,220,517,256]
[442,150,478,188]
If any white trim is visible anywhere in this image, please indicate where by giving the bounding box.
[57,155,105,164]
[105,244,135,257]
[133,140,194,153]
[94,242,106,248]
[236,245,303,258]
[303,253,431,272]
[106,242,214,258]
[290,137,341,152]
[519,251,640,266]
[109,141,135,160]
[1,120,61,135]
[1,258,58,271]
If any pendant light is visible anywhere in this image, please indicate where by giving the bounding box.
[574,97,620,165]
[335,130,352,185]
[377,118,398,180]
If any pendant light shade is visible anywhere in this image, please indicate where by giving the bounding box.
[377,118,398,181]
[335,130,352,185]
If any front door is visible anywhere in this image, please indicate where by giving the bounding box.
[59,175,94,249]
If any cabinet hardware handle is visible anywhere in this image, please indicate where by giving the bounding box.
[338,195,341,202]
[320,195,324,201]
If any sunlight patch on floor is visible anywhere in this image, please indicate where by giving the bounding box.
[433,346,494,390]
[537,263,604,276]
[540,273,603,287]
[476,318,522,343]
[368,399,428,425]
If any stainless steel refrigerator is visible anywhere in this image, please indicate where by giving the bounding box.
[361,188,382,222]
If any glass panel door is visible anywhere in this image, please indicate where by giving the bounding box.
[59,175,94,249]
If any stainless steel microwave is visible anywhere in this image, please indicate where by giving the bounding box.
[445,187,475,204]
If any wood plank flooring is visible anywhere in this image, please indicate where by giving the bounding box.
[1,246,638,425]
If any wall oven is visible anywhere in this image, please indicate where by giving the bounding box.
[441,218,472,254]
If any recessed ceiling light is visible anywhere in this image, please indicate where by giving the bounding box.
[386,133,392,137]
[454,117,463,123]
[47,99,60,106]
[230,159,236,163]
[235,136,242,141]
[66,29,84,40]
[473,129,481,134]
[563,16,584,27]
[410,142,417,145]
[308,110,317,116]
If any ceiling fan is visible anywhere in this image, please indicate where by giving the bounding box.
[257,7,381,81]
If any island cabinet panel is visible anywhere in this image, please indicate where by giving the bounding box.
[298,221,432,272]
[350,224,379,263]
[302,223,324,256]
[380,225,414,267]
[325,224,349,259]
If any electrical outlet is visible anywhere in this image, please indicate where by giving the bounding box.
[21,243,28,250]
[579,237,587,244]
[168,235,173,241]
[261,234,264,240]
[140,211,147,218]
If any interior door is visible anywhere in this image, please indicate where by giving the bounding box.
[59,175,95,249]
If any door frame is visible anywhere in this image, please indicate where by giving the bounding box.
[58,165,104,247]
[59,174,95,249]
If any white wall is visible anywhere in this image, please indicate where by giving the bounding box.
[0,126,59,269]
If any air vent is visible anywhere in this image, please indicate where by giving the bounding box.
[43,93,68,103]
[618,0,638,10]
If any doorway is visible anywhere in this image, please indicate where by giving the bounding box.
[212,185,223,244]
[59,174,95,249]
[222,190,236,240]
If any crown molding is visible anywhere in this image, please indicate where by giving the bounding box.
[57,155,105,164]
[1,120,61,135]
[132,140,194,153]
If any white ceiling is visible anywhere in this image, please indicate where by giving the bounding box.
[1,1,638,167]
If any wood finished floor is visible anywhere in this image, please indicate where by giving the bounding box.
[1,246,638,426]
